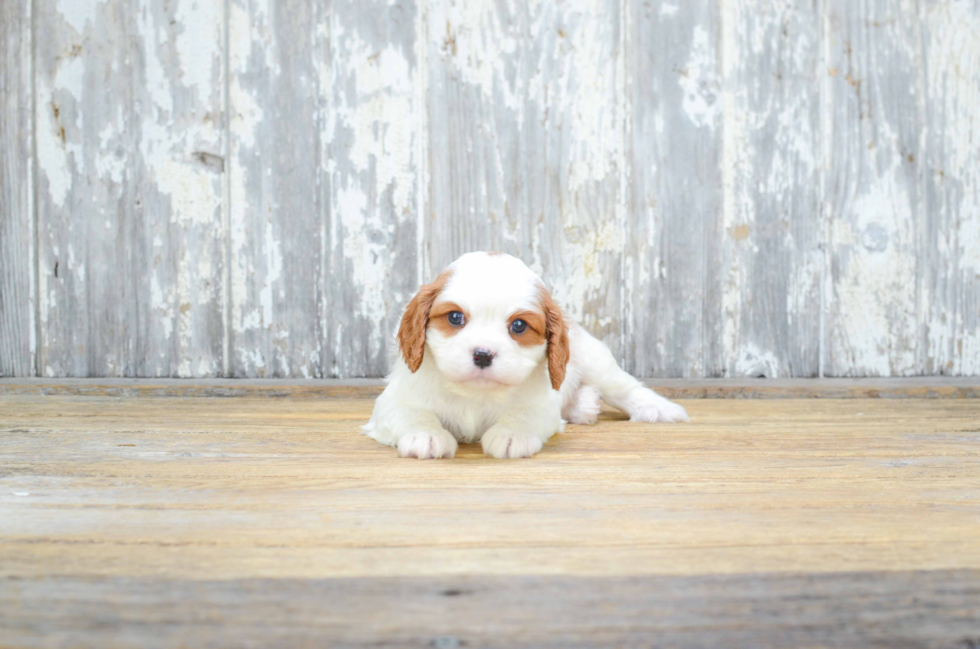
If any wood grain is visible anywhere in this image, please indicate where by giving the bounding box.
[0,0,34,377]
[5,1,980,379]
[3,572,978,648]
[33,0,226,377]
[624,0,724,378]
[425,0,626,357]
[720,0,822,378]
[228,0,321,378]
[824,0,924,377]
[324,0,422,378]
[1,393,978,646]
[921,1,980,376]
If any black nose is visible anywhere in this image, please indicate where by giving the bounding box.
[473,349,494,369]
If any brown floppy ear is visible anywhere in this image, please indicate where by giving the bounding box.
[398,270,452,372]
[539,287,570,390]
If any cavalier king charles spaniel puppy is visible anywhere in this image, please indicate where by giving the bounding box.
[362,252,688,459]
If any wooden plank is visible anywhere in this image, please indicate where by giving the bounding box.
[824,1,925,377]
[0,394,978,646]
[227,0,321,378]
[719,0,822,378]
[0,0,34,376]
[525,0,626,358]
[2,377,980,399]
[2,571,977,648]
[323,0,422,378]
[425,0,626,357]
[624,0,724,378]
[519,0,625,358]
[921,1,980,375]
[33,0,226,377]
[1,395,978,579]
[423,0,525,269]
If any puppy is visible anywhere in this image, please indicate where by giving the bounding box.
[362,252,688,459]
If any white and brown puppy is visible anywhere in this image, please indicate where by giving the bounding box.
[362,252,688,459]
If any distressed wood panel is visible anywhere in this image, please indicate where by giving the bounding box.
[719,0,822,378]
[227,0,321,377]
[625,0,724,377]
[7,0,980,378]
[0,0,34,376]
[34,0,226,377]
[323,0,422,378]
[921,0,980,375]
[523,0,625,356]
[425,0,625,356]
[824,0,925,377]
[424,0,525,269]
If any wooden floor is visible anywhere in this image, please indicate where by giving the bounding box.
[1,386,979,648]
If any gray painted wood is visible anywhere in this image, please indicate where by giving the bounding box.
[824,0,926,377]
[718,0,822,378]
[921,0,980,376]
[425,0,625,358]
[524,0,626,359]
[34,0,226,377]
[424,0,525,271]
[625,0,724,378]
[323,0,422,378]
[228,0,321,378]
[0,0,34,377]
[5,0,980,377]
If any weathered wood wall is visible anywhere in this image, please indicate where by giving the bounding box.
[1,0,978,378]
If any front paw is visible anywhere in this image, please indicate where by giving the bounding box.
[481,428,544,459]
[397,430,458,459]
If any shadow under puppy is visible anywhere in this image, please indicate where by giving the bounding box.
[362,252,688,459]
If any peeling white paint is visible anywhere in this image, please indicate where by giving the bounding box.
[429,0,521,112]
[679,26,719,130]
[734,343,782,378]
[16,0,980,379]
[173,0,222,100]
[834,168,919,376]
[551,220,624,324]
[57,0,101,36]
[329,14,420,363]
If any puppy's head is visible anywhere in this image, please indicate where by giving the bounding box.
[397,252,569,390]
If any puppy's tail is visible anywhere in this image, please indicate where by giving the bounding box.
[574,327,689,424]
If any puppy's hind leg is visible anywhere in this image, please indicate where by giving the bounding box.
[562,385,601,425]
[573,327,689,424]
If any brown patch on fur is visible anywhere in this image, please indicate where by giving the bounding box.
[397,270,453,372]
[428,302,468,338]
[538,287,570,390]
[486,251,503,256]
[508,310,547,347]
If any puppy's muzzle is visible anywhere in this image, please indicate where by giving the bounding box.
[472,349,494,369]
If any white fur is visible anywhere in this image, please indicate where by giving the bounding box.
[362,252,689,459]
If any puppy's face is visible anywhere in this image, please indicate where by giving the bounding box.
[398,253,569,390]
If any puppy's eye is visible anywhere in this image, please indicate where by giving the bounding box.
[510,319,528,334]
[447,311,465,327]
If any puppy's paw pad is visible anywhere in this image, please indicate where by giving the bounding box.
[481,430,544,459]
[397,431,457,459]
